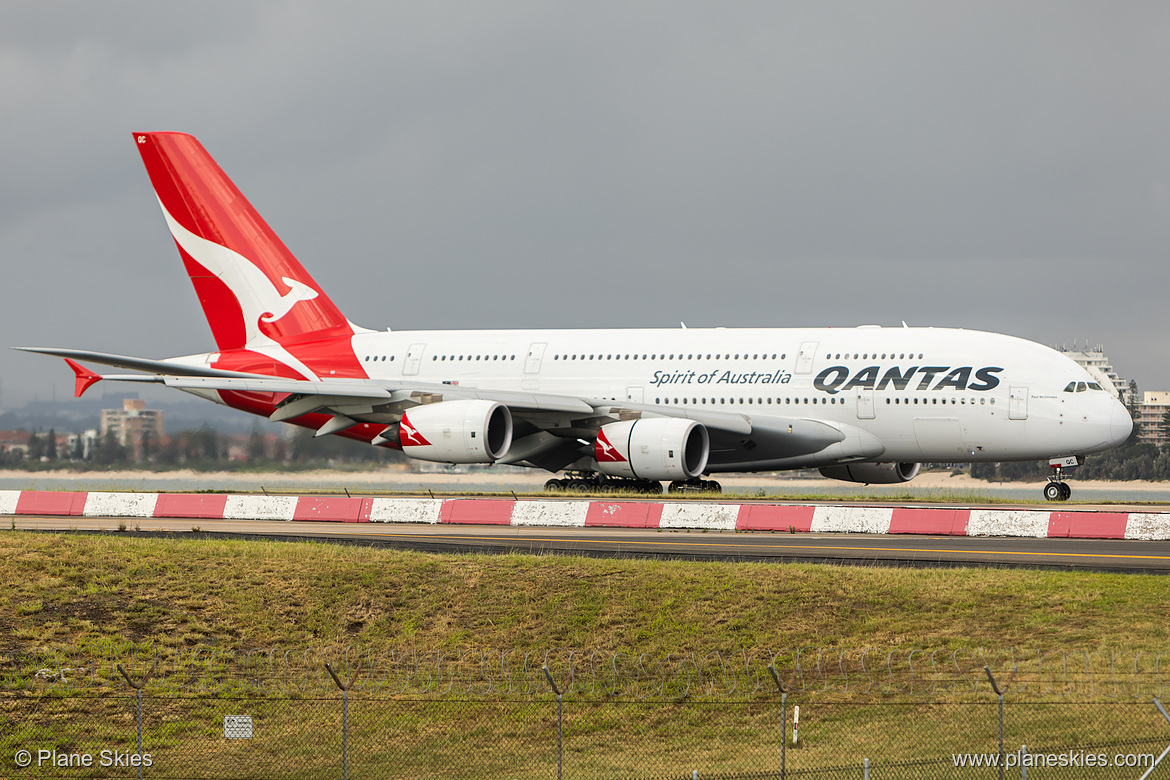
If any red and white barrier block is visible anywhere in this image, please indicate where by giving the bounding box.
[3,490,1170,540]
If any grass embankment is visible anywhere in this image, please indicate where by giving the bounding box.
[2,532,1169,778]
[1,531,1166,655]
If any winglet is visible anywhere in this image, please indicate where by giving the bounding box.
[64,358,102,397]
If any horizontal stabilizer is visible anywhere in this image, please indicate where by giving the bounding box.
[63,358,102,398]
[14,347,260,379]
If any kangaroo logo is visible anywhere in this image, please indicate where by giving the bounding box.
[595,429,626,462]
[399,414,431,447]
[158,199,319,342]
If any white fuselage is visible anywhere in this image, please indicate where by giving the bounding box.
[336,324,1131,470]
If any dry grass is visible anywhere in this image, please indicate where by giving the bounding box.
[1,531,1167,657]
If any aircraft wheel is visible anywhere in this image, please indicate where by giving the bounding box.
[1059,482,1072,501]
[1043,482,1062,502]
[544,479,564,492]
[704,480,723,494]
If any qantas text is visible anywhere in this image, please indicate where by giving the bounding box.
[814,365,1003,394]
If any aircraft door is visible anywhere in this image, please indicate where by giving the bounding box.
[524,342,547,374]
[403,343,426,376]
[855,388,875,419]
[1008,386,1028,420]
[795,342,819,374]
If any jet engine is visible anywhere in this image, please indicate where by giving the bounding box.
[594,418,709,481]
[818,462,921,484]
[399,400,513,464]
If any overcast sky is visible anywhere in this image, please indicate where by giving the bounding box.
[3,2,1169,410]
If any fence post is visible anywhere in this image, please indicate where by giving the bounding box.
[1138,698,1170,780]
[326,663,356,780]
[984,665,1017,780]
[116,660,157,780]
[542,666,563,780]
[769,665,794,780]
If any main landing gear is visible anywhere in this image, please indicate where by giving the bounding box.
[544,473,663,494]
[1044,463,1073,502]
[667,479,723,494]
[542,474,724,494]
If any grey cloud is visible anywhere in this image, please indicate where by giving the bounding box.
[3,1,1169,407]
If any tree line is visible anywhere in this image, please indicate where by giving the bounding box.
[0,425,404,471]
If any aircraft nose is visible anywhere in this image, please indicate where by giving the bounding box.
[1109,399,1133,447]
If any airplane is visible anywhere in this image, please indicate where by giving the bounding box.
[17,132,1133,501]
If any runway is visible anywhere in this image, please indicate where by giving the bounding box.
[11,515,1170,573]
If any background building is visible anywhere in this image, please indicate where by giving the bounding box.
[100,399,165,459]
[1053,343,1129,401]
[1136,391,1170,448]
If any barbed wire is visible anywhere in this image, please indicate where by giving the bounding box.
[3,645,1169,699]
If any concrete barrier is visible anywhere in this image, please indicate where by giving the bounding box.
[585,502,664,528]
[4,490,1170,540]
[16,491,88,516]
[1125,513,1170,541]
[512,500,588,527]
[660,503,739,531]
[154,494,229,519]
[292,497,371,523]
[83,492,159,518]
[222,495,298,522]
[0,490,20,516]
[812,506,894,534]
[368,498,442,524]
[967,510,1051,538]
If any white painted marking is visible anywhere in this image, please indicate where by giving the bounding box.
[511,501,588,527]
[811,506,894,534]
[367,498,442,524]
[659,503,740,531]
[83,492,159,518]
[967,510,1050,538]
[0,490,20,515]
[223,495,298,521]
[1124,513,1170,541]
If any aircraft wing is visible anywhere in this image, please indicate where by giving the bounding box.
[16,347,595,414]
[14,347,263,378]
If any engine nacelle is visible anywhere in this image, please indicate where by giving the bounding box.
[819,462,921,484]
[594,418,709,481]
[399,400,513,464]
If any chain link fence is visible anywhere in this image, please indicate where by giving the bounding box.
[2,647,1170,779]
[6,646,1170,698]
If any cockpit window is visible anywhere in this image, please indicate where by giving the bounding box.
[1076,382,1087,392]
[1063,382,1076,393]
[1088,382,1103,391]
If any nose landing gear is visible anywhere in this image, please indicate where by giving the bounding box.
[1043,478,1071,502]
[1043,457,1079,501]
